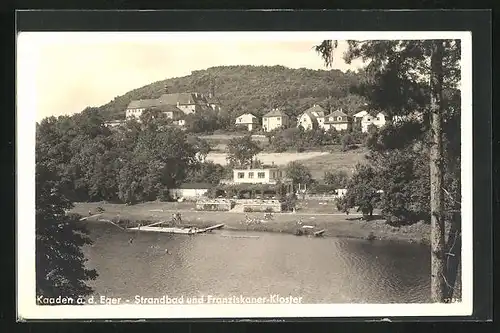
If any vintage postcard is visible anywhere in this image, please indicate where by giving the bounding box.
[17,30,472,320]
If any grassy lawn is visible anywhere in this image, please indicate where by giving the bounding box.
[206,151,330,166]
[73,201,429,243]
[301,147,368,179]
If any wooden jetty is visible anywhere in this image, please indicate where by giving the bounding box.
[127,223,224,235]
[79,213,103,221]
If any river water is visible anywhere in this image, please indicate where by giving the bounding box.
[82,222,431,304]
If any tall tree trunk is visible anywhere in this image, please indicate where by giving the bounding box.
[429,40,446,302]
[444,212,461,300]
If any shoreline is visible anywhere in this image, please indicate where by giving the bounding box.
[73,202,431,244]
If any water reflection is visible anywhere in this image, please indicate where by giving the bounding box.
[83,222,431,303]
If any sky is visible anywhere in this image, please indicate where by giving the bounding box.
[18,33,368,121]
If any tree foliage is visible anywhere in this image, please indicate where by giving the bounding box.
[316,39,461,301]
[226,134,262,167]
[324,170,350,188]
[285,161,313,189]
[36,109,198,204]
[36,162,97,299]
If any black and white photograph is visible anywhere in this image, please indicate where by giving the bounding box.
[17,30,473,319]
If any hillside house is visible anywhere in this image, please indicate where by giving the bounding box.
[262,108,289,132]
[235,113,259,131]
[297,105,327,131]
[361,112,387,132]
[125,92,211,121]
[323,109,353,131]
[230,167,285,185]
[353,110,368,119]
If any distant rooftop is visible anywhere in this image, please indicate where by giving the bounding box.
[304,104,327,118]
[263,108,287,118]
[126,92,209,110]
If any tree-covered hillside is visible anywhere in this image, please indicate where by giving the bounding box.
[97,65,368,121]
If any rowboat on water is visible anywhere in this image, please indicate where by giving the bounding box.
[313,229,326,237]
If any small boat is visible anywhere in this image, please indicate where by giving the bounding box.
[313,229,326,237]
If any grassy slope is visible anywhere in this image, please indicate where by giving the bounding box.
[200,133,367,178]
[301,147,367,179]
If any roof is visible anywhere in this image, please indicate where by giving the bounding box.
[127,99,163,109]
[177,182,215,189]
[233,167,280,172]
[324,110,352,124]
[327,109,348,118]
[158,92,207,105]
[353,110,368,118]
[263,109,287,118]
[126,92,209,110]
[236,113,259,123]
[304,105,327,118]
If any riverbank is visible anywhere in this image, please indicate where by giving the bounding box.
[72,202,431,244]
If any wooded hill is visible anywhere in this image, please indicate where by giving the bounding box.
[96,65,368,121]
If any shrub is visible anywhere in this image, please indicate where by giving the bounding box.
[264,207,274,213]
[282,194,297,211]
[243,207,254,212]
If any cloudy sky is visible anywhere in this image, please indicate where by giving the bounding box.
[17,32,366,121]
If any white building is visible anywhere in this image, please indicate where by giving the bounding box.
[125,92,211,121]
[262,108,290,132]
[361,112,388,132]
[323,109,353,131]
[235,113,259,131]
[231,168,285,185]
[297,105,326,130]
[169,183,214,200]
[353,110,368,119]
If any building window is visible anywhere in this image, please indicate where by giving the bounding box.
[330,117,333,121]
[238,172,245,179]
[376,117,380,120]
[258,172,265,179]
[248,172,254,179]
[272,171,276,178]
[338,116,342,121]
[279,171,282,177]
[277,117,281,121]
